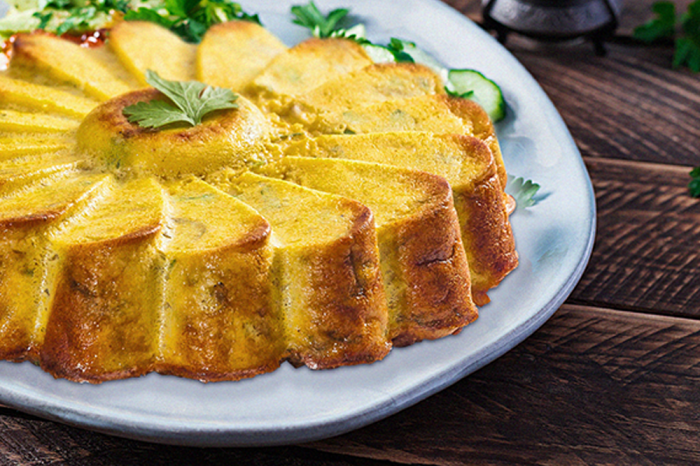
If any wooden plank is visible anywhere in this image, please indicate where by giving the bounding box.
[571,157,700,317]
[508,38,700,166]
[0,411,392,465]
[306,304,700,466]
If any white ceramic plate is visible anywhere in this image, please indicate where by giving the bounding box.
[0,0,595,447]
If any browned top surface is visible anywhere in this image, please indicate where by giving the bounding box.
[2,1,700,464]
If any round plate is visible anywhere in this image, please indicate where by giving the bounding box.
[0,0,595,447]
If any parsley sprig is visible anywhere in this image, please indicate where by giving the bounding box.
[124,0,260,43]
[634,0,700,72]
[507,176,541,209]
[291,1,349,38]
[123,70,238,129]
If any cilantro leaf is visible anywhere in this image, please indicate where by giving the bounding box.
[689,167,700,197]
[291,1,349,38]
[123,70,238,129]
[507,176,541,208]
[633,1,676,42]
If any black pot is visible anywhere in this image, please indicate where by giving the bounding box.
[482,0,623,54]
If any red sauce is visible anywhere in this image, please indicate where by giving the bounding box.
[61,28,109,48]
[1,28,108,70]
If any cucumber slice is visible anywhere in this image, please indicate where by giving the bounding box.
[362,43,397,64]
[447,69,506,122]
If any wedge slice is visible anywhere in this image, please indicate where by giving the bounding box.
[283,132,517,305]
[42,178,166,382]
[109,21,197,85]
[293,63,444,117]
[260,157,477,345]
[0,75,98,118]
[197,20,287,91]
[247,38,372,101]
[0,136,71,160]
[158,179,283,381]
[312,94,507,190]
[0,109,79,133]
[11,33,133,101]
[0,153,81,194]
[0,174,111,361]
[215,172,390,369]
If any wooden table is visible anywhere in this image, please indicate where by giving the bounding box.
[2,1,699,464]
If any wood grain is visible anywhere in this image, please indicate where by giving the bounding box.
[570,157,700,317]
[509,38,700,166]
[307,304,700,466]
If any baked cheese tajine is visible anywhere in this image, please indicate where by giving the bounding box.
[0,18,517,383]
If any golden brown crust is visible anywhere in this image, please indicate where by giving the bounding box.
[385,178,477,346]
[453,171,518,306]
[262,156,478,347]
[281,202,391,369]
[40,228,162,383]
[442,95,507,190]
[0,26,523,384]
[76,89,271,178]
[157,241,285,382]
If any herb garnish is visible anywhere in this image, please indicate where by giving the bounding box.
[0,0,128,39]
[123,70,238,129]
[445,88,474,99]
[689,167,700,197]
[0,0,258,43]
[290,1,350,38]
[507,176,541,209]
[634,0,700,72]
[386,38,418,63]
[124,0,260,43]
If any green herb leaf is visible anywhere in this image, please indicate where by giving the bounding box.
[445,87,474,99]
[507,176,541,208]
[291,1,349,38]
[633,1,676,42]
[124,7,177,28]
[676,1,700,71]
[33,11,53,29]
[123,99,197,127]
[634,0,700,72]
[123,70,238,129]
[689,167,700,197]
[123,0,260,43]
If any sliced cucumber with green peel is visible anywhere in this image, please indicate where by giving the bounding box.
[362,43,397,64]
[447,69,506,122]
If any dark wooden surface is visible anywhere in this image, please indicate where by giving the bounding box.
[3,1,700,464]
